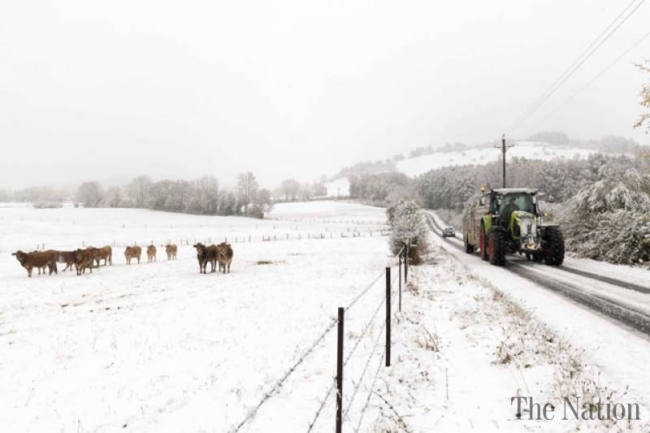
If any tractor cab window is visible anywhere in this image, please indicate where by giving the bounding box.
[498,193,534,214]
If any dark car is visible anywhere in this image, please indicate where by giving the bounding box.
[442,227,456,238]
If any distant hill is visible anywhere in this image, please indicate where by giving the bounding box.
[396,141,598,177]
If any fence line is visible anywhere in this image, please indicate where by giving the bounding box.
[228,317,338,433]
[345,272,399,421]
[229,257,399,433]
[353,351,386,433]
[307,267,401,432]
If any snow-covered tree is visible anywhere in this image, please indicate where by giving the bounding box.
[100,187,123,208]
[127,176,152,208]
[236,172,259,215]
[560,164,650,264]
[635,60,650,132]
[280,179,300,201]
[76,181,104,208]
[387,201,428,260]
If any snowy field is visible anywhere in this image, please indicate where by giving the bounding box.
[0,201,394,432]
[4,201,650,432]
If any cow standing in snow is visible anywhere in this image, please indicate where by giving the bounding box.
[217,243,233,273]
[125,246,142,264]
[146,245,157,262]
[12,250,58,277]
[165,244,177,260]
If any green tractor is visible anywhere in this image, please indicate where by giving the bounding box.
[462,188,564,266]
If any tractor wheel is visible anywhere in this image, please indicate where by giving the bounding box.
[489,229,506,266]
[464,234,474,254]
[543,227,565,266]
[480,225,489,261]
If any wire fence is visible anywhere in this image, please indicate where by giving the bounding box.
[28,230,391,253]
[227,246,408,433]
[309,269,401,432]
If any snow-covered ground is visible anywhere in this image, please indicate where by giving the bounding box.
[366,245,650,432]
[397,142,597,177]
[3,201,650,432]
[0,201,387,254]
[0,201,394,432]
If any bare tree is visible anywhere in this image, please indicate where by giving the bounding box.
[280,179,300,201]
[127,176,152,208]
[76,181,104,207]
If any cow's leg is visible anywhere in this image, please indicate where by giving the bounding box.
[27,265,33,277]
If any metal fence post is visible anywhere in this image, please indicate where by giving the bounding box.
[336,307,344,433]
[386,267,391,367]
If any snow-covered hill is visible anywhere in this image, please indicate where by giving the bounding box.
[396,141,598,177]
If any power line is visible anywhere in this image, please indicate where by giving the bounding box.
[507,0,646,134]
[524,29,650,135]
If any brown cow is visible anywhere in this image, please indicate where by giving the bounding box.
[193,243,217,273]
[146,245,157,263]
[217,243,234,274]
[125,246,142,264]
[165,244,178,260]
[94,246,112,267]
[12,250,58,277]
[55,250,76,272]
[74,247,98,275]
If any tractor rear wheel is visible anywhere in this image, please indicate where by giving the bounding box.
[480,225,489,261]
[489,229,506,266]
[464,234,474,254]
[543,227,565,266]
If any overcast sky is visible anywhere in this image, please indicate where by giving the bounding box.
[1,0,648,190]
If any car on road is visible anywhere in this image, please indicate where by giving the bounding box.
[442,227,456,238]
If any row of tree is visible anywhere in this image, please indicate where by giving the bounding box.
[76,172,273,218]
[275,179,327,202]
[348,172,415,205]
[416,153,639,212]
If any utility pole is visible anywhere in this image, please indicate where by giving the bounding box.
[495,134,514,188]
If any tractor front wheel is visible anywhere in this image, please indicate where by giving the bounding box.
[489,229,506,266]
[543,227,565,266]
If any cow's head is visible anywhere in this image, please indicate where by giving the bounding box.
[12,251,26,264]
[73,249,84,262]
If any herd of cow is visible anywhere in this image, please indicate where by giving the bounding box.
[11,242,234,278]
